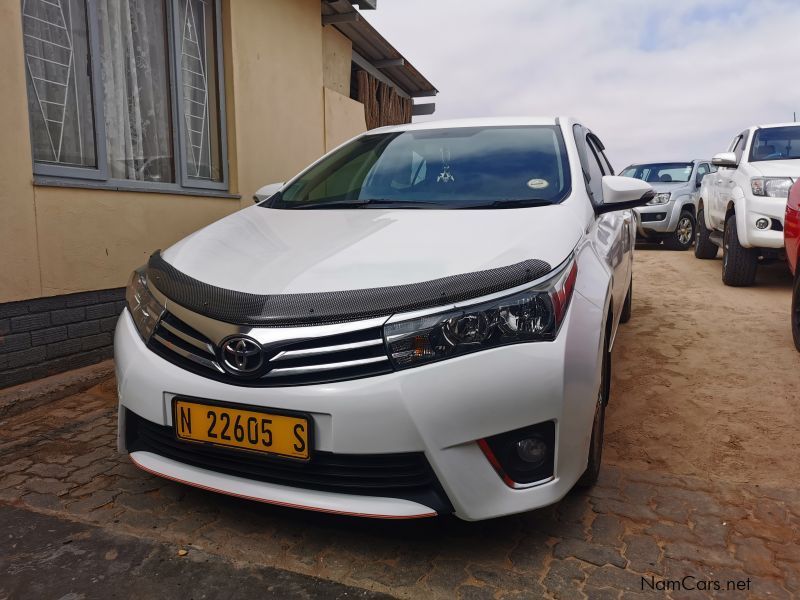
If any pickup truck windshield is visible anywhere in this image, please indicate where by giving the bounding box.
[619,163,693,183]
[749,126,800,162]
[269,126,571,209]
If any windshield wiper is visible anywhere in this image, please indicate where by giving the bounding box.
[290,198,441,209]
[459,199,553,209]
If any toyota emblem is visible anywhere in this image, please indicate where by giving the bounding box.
[221,337,263,374]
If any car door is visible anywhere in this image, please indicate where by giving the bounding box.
[713,132,747,227]
[584,130,630,327]
[694,162,710,202]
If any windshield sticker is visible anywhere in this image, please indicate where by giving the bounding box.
[527,178,549,189]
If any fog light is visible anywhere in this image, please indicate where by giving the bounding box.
[478,421,555,487]
[756,218,769,230]
[516,437,547,466]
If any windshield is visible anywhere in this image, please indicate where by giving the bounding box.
[270,126,571,209]
[619,163,694,183]
[749,126,800,162]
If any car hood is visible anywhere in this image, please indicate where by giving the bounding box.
[647,181,692,194]
[749,159,800,178]
[161,205,583,295]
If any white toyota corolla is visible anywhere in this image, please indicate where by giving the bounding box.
[116,117,653,521]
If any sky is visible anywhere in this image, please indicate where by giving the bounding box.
[366,0,800,169]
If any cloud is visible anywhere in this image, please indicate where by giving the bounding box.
[366,0,800,168]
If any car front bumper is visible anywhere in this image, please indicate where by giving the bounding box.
[737,195,787,249]
[115,293,603,521]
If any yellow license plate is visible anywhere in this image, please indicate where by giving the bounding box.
[174,399,310,460]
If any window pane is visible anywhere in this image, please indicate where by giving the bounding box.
[98,0,174,183]
[178,0,222,182]
[22,0,97,167]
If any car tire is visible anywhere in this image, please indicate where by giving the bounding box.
[792,269,800,352]
[722,214,758,287]
[694,208,718,259]
[665,210,695,251]
[620,277,632,324]
[576,321,610,488]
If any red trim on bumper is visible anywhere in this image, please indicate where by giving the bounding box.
[129,454,438,520]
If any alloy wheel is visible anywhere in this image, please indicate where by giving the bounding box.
[677,217,693,245]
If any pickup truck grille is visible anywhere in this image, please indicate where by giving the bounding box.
[148,311,393,387]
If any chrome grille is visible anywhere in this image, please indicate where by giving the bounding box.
[148,311,393,386]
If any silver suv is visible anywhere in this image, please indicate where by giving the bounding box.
[620,160,715,250]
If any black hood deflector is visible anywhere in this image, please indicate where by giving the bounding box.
[147,251,552,327]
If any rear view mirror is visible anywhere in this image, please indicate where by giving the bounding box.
[253,182,285,203]
[596,176,654,215]
[712,152,738,169]
[695,173,704,188]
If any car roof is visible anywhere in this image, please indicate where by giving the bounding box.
[752,122,800,130]
[366,116,563,135]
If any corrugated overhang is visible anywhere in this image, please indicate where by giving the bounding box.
[321,0,438,103]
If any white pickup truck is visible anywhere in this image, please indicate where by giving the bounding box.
[695,122,800,286]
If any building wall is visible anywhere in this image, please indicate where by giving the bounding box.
[228,0,327,200]
[0,0,370,386]
[321,25,366,152]
[324,88,367,152]
[322,25,352,96]
[0,1,42,304]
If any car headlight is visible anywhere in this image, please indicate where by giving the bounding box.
[751,177,793,198]
[646,192,671,206]
[125,268,165,342]
[384,259,578,370]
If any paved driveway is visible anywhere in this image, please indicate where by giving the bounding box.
[1,251,798,599]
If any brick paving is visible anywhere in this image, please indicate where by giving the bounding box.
[1,378,798,599]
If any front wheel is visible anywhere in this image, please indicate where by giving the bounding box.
[694,208,718,259]
[722,214,758,286]
[792,269,800,352]
[576,323,610,488]
[665,211,695,251]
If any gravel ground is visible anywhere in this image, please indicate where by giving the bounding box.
[606,247,799,486]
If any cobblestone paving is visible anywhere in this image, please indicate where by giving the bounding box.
[1,379,798,599]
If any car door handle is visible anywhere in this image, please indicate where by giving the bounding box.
[716,179,723,184]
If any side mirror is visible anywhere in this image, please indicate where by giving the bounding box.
[711,152,738,169]
[695,173,704,188]
[596,176,654,214]
[253,182,285,203]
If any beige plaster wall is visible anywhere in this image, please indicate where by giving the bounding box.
[322,25,352,96]
[33,188,237,295]
[227,0,326,205]
[323,88,367,152]
[0,1,42,303]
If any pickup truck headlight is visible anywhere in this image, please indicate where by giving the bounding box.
[751,177,793,198]
[384,259,577,370]
[125,268,165,342]
[647,192,671,206]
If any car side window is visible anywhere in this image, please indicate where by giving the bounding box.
[734,130,749,164]
[588,134,614,175]
[585,138,606,202]
[727,132,748,165]
[696,163,710,181]
[572,124,594,198]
